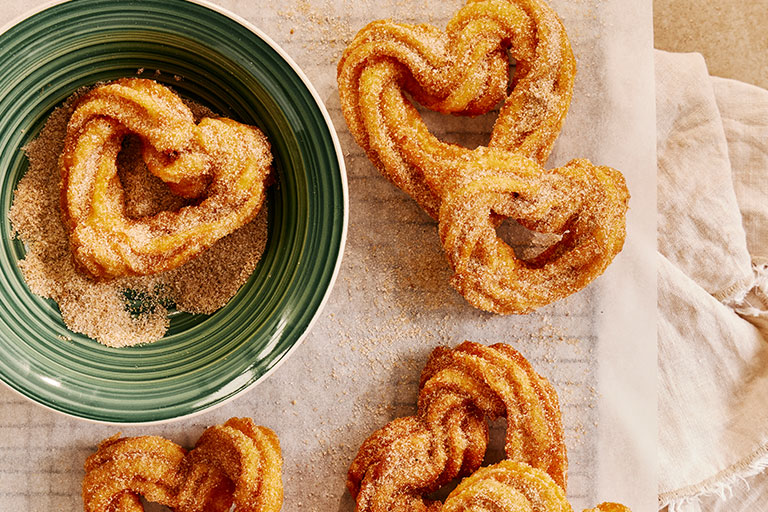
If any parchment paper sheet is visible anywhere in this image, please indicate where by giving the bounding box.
[0,1,656,510]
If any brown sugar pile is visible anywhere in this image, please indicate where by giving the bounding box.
[9,92,269,347]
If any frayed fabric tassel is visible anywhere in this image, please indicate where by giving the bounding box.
[660,447,768,511]
[722,259,768,323]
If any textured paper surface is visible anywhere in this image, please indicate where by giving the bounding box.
[0,1,656,510]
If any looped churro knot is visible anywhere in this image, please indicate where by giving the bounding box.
[337,0,629,314]
[442,461,572,511]
[347,342,632,512]
[443,461,631,512]
[60,78,272,279]
[439,158,629,314]
[82,417,283,512]
[347,341,567,511]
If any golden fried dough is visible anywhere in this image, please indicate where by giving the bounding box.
[82,418,283,512]
[337,0,629,314]
[60,78,272,279]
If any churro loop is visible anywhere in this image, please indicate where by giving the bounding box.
[60,78,272,279]
[82,435,185,511]
[347,341,567,511]
[443,460,631,512]
[584,504,633,512]
[442,461,572,512]
[439,158,628,313]
[337,0,629,314]
[176,418,284,512]
[348,342,631,512]
[82,417,283,512]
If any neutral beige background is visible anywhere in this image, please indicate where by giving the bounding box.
[654,0,768,89]
[655,2,767,511]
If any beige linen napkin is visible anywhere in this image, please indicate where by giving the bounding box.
[657,50,768,510]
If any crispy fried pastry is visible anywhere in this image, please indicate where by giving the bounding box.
[82,417,283,512]
[348,341,567,511]
[82,434,185,511]
[584,504,633,512]
[337,0,630,314]
[444,460,629,512]
[176,417,284,512]
[347,341,631,512]
[60,78,272,279]
[442,461,571,512]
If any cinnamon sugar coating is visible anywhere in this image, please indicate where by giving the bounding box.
[348,341,567,511]
[337,0,629,314]
[82,418,283,512]
[347,341,631,512]
[10,88,269,347]
[60,78,273,279]
[584,503,633,512]
[442,461,572,512]
[443,461,631,512]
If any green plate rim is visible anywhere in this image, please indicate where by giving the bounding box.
[0,0,349,424]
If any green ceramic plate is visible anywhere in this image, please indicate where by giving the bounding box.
[0,0,347,423]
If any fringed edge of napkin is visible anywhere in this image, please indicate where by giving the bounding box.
[714,259,768,306]
[660,258,768,511]
[725,258,768,332]
[660,443,768,511]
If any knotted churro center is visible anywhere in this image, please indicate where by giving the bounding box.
[60,78,273,279]
[82,417,283,512]
[337,0,629,314]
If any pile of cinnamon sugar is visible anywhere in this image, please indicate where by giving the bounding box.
[9,92,269,347]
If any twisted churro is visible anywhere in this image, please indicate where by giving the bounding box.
[82,435,184,511]
[82,417,283,512]
[60,78,272,279]
[337,0,629,314]
[347,341,631,512]
[444,461,631,512]
[348,341,567,510]
[442,461,571,512]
